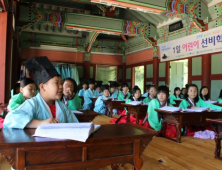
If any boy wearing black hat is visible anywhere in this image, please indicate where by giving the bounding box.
[4,57,78,129]
[82,79,99,110]
[109,82,119,99]
[78,80,88,97]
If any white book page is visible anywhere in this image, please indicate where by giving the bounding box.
[128,101,142,106]
[71,110,83,114]
[158,106,180,112]
[184,107,208,112]
[33,123,96,142]
[205,101,218,104]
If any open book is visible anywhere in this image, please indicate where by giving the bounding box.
[33,123,101,142]
[127,101,142,106]
[71,110,83,114]
[205,101,218,104]
[183,107,208,112]
[158,106,181,112]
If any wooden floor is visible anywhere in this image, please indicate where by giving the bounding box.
[1,115,222,170]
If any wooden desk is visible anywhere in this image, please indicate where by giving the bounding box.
[102,100,125,117]
[173,100,182,107]
[206,118,222,160]
[74,110,98,122]
[89,97,98,110]
[122,104,148,124]
[155,109,222,143]
[0,124,157,170]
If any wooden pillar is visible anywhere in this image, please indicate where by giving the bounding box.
[83,52,91,79]
[122,63,126,83]
[188,58,192,84]
[0,12,8,103]
[202,54,211,88]
[5,10,14,102]
[11,0,21,89]
[165,61,170,86]
[153,57,159,86]
[83,61,90,79]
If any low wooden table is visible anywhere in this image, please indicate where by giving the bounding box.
[173,99,183,107]
[102,100,125,117]
[74,110,98,122]
[122,104,148,124]
[206,118,222,160]
[0,124,157,170]
[155,109,222,143]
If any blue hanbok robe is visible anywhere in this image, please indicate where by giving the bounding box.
[94,95,107,114]
[3,93,79,129]
[142,92,148,97]
[82,89,99,110]
[110,89,118,99]
[78,89,86,97]
[94,95,118,115]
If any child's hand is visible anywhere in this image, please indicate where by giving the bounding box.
[44,118,59,124]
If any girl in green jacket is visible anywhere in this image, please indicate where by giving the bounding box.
[143,85,157,104]
[7,78,37,111]
[169,87,181,105]
[179,84,221,110]
[143,85,173,131]
[200,86,210,101]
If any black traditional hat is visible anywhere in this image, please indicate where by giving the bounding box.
[88,78,95,85]
[23,56,60,86]
[110,81,119,88]
[101,84,109,92]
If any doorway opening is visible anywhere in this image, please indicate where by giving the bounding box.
[169,59,188,95]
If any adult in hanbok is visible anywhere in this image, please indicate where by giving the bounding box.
[3,57,78,129]
[82,79,99,110]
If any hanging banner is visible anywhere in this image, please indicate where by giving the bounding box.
[159,26,222,62]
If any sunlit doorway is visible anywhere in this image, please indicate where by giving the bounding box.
[134,66,144,92]
[169,59,188,95]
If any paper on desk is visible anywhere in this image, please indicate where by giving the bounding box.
[158,106,180,112]
[205,101,218,104]
[183,107,208,112]
[127,101,142,106]
[71,110,83,114]
[33,123,101,142]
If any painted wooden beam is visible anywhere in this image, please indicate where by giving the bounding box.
[86,31,100,52]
